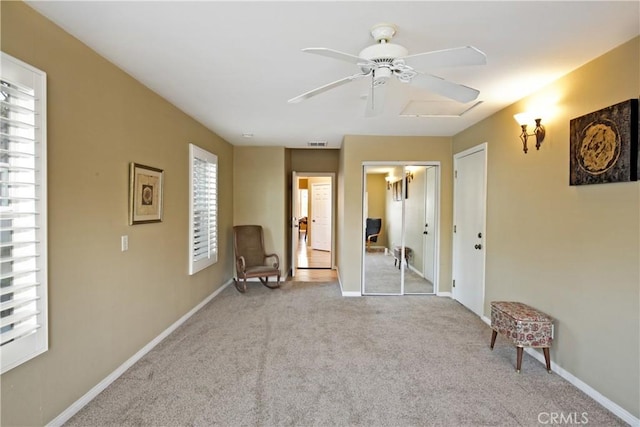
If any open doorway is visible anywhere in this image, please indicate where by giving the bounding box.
[292,173,334,276]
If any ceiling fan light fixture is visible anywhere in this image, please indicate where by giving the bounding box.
[290,23,486,116]
[374,67,392,81]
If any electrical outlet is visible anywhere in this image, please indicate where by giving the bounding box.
[121,235,128,252]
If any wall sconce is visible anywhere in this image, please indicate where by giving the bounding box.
[513,112,546,154]
[385,176,393,190]
[405,171,414,183]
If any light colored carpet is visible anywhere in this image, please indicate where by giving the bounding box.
[364,251,433,294]
[65,281,625,426]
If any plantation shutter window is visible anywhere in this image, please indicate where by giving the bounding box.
[0,52,48,374]
[188,143,218,275]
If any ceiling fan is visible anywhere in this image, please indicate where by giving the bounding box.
[287,23,486,116]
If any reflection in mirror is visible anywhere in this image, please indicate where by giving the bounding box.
[363,165,401,294]
[362,164,437,295]
[403,166,436,294]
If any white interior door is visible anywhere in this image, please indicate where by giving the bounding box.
[311,182,331,251]
[423,166,436,283]
[453,144,487,316]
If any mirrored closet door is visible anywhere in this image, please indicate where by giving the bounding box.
[362,163,439,295]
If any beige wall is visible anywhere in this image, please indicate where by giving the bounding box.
[365,174,387,248]
[1,2,235,426]
[338,136,453,293]
[453,37,640,418]
[289,148,340,172]
[233,146,287,273]
[385,166,405,252]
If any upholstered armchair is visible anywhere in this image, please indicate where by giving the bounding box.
[365,218,382,252]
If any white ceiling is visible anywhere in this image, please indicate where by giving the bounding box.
[26,1,640,149]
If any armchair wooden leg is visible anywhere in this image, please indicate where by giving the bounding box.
[234,278,246,293]
[259,276,280,289]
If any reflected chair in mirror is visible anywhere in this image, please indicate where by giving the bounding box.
[233,225,281,293]
[365,218,382,252]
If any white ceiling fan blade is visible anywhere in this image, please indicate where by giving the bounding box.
[302,48,374,66]
[410,72,480,103]
[400,46,487,70]
[288,73,367,104]
[364,76,387,117]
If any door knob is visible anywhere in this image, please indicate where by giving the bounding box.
[474,244,482,250]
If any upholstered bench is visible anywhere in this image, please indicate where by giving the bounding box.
[392,246,412,269]
[490,301,553,373]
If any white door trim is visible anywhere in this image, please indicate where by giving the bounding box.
[291,172,335,270]
[290,171,299,277]
[422,166,438,288]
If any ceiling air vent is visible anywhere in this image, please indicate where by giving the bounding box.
[308,140,328,148]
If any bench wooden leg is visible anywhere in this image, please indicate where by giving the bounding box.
[490,330,497,349]
[543,347,551,373]
[516,347,523,373]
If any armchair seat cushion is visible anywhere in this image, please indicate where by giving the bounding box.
[242,265,280,277]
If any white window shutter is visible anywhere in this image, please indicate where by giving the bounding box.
[1,52,48,374]
[188,144,218,275]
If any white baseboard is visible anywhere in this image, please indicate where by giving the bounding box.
[342,291,362,297]
[46,279,233,427]
[336,266,361,297]
[480,316,639,426]
[437,291,452,297]
[522,348,638,426]
[408,264,424,278]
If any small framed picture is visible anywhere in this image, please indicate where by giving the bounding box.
[392,179,408,201]
[129,163,163,224]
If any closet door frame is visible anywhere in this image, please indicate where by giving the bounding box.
[361,161,440,295]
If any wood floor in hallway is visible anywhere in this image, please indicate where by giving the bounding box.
[292,231,335,282]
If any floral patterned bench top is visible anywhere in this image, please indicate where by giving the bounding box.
[491,301,552,322]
